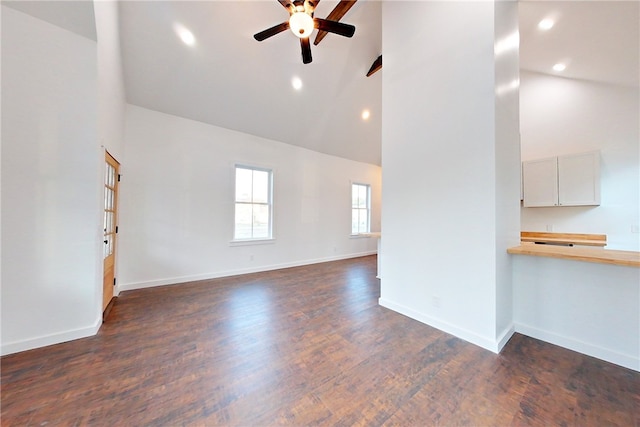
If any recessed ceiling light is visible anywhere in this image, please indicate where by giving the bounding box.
[538,19,555,31]
[174,23,196,46]
[292,77,303,90]
[361,110,370,120]
[553,63,566,72]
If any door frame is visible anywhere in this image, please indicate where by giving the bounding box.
[103,150,120,317]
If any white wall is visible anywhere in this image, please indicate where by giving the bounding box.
[1,6,4,345]
[494,1,521,343]
[379,2,520,352]
[95,0,126,161]
[513,256,640,371]
[520,71,640,251]
[1,6,101,355]
[95,0,127,301]
[118,105,381,290]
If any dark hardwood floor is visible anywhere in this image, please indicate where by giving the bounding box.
[2,255,638,426]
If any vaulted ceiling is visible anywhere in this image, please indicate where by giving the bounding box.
[519,1,638,88]
[118,0,383,165]
[4,1,638,166]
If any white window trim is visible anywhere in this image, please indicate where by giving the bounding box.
[350,181,371,235]
[232,163,274,242]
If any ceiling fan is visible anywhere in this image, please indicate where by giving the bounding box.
[253,0,356,64]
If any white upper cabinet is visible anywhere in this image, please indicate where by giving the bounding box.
[523,151,600,207]
[522,157,558,207]
[557,152,601,206]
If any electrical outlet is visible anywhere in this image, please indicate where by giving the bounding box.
[432,296,441,308]
[546,224,553,232]
[249,254,254,261]
[632,225,640,234]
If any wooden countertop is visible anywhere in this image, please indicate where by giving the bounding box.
[508,243,640,268]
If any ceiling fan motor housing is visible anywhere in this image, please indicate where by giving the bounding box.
[291,0,316,15]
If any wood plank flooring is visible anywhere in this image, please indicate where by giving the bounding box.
[2,255,638,426]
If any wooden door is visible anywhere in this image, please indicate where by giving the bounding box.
[103,152,120,312]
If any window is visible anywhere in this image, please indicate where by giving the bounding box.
[351,183,370,234]
[234,165,273,240]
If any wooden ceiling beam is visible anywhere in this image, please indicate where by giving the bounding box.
[366,55,382,77]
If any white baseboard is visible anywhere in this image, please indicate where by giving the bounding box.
[119,251,377,292]
[1,318,102,356]
[378,298,506,354]
[496,324,516,352]
[515,322,639,372]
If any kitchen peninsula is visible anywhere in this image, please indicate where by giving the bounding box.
[508,235,640,371]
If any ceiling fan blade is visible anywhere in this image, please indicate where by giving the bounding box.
[314,18,355,38]
[314,0,356,45]
[277,0,294,13]
[366,55,382,77]
[300,37,312,64]
[254,22,290,41]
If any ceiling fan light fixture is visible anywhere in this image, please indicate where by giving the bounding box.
[289,12,314,38]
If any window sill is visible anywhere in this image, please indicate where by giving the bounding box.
[229,238,275,247]
[350,233,372,239]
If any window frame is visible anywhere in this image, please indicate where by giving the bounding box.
[351,182,371,235]
[232,164,274,243]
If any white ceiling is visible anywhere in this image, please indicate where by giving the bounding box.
[5,1,638,166]
[118,0,383,165]
[3,0,97,40]
[519,1,639,88]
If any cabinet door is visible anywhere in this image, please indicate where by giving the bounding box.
[558,151,600,206]
[522,157,558,207]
